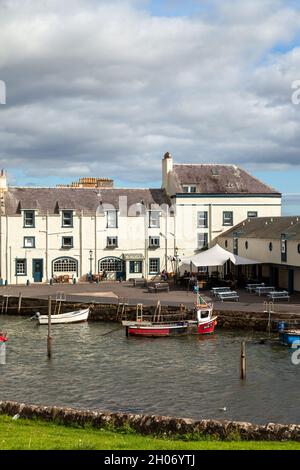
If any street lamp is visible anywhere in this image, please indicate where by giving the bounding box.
[89,250,93,275]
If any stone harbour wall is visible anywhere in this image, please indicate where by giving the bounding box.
[0,401,300,441]
[1,295,299,331]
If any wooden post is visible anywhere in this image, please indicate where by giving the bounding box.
[18,292,22,314]
[240,341,246,380]
[47,296,52,359]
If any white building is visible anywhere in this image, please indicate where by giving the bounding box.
[218,216,300,293]
[0,154,282,284]
[162,152,282,259]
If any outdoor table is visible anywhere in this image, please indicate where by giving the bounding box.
[246,283,265,293]
[255,286,275,296]
[210,287,231,296]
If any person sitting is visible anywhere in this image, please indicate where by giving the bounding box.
[161,270,168,281]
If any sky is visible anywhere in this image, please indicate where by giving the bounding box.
[0,0,300,212]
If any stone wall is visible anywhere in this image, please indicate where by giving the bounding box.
[0,401,299,441]
[1,295,299,331]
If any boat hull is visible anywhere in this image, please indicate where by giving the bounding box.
[279,331,300,346]
[125,318,217,338]
[37,308,89,325]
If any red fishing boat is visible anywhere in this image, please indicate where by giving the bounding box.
[122,295,217,338]
[0,332,8,342]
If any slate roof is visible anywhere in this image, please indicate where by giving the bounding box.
[172,164,280,195]
[219,217,300,240]
[4,187,171,216]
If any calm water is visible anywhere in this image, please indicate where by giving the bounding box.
[0,316,299,425]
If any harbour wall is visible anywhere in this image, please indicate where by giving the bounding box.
[0,295,299,331]
[0,401,300,441]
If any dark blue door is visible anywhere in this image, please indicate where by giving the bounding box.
[33,259,43,282]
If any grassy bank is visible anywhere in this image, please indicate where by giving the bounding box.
[0,415,300,450]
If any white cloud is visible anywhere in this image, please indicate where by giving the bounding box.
[0,0,300,185]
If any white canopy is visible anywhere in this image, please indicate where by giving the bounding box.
[180,244,261,269]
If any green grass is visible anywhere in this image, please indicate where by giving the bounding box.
[0,415,300,450]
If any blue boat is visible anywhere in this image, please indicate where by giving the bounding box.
[278,321,300,346]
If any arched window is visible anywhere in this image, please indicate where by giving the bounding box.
[99,257,124,273]
[52,257,78,275]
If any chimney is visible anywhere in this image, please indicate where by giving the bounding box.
[0,170,8,192]
[162,152,173,194]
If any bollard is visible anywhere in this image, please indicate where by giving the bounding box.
[240,341,246,380]
[26,279,30,286]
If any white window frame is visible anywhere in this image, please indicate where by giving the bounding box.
[106,210,118,228]
[149,211,160,228]
[149,236,160,248]
[107,236,118,248]
[197,233,208,250]
[24,236,35,248]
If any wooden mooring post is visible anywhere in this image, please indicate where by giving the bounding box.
[17,292,22,314]
[240,341,246,380]
[47,296,52,359]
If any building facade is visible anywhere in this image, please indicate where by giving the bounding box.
[0,154,282,284]
[162,153,282,260]
[218,216,300,293]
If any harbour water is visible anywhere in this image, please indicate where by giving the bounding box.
[0,316,299,425]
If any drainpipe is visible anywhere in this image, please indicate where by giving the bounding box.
[94,212,97,273]
[0,214,2,280]
[45,211,49,281]
[144,210,148,279]
[165,206,168,272]
[5,215,8,283]
[80,210,83,278]
[208,203,212,246]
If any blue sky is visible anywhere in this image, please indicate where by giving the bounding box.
[1,0,300,215]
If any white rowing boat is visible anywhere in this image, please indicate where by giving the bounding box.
[36,308,90,325]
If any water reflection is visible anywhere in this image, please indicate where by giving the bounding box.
[0,316,299,424]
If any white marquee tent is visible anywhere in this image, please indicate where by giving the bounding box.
[180,244,261,270]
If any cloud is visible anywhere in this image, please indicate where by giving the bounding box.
[0,0,300,185]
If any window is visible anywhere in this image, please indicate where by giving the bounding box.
[16,258,26,276]
[99,258,124,272]
[149,236,160,248]
[233,237,238,255]
[149,258,160,274]
[298,244,300,254]
[53,257,77,273]
[223,211,233,226]
[24,236,35,248]
[281,235,287,262]
[245,241,248,250]
[129,261,143,274]
[198,233,208,250]
[24,210,35,228]
[62,237,73,248]
[247,211,258,218]
[107,236,118,248]
[225,240,228,248]
[183,185,197,193]
[197,211,208,228]
[149,211,160,228]
[62,210,73,227]
[106,210,118,228]
[269,242,273,252]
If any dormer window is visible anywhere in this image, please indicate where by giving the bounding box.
[24,210,35,228]
[62,210,73,228]
[183,185,197,193]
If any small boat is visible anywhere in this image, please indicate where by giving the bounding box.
[278,322,300,346]
[123,295,217,338]
[35,308,90,325]
[0,332,7,342]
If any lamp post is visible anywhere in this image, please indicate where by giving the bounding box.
[89,250,93,276]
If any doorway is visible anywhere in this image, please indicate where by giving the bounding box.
[32,259,43,282]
